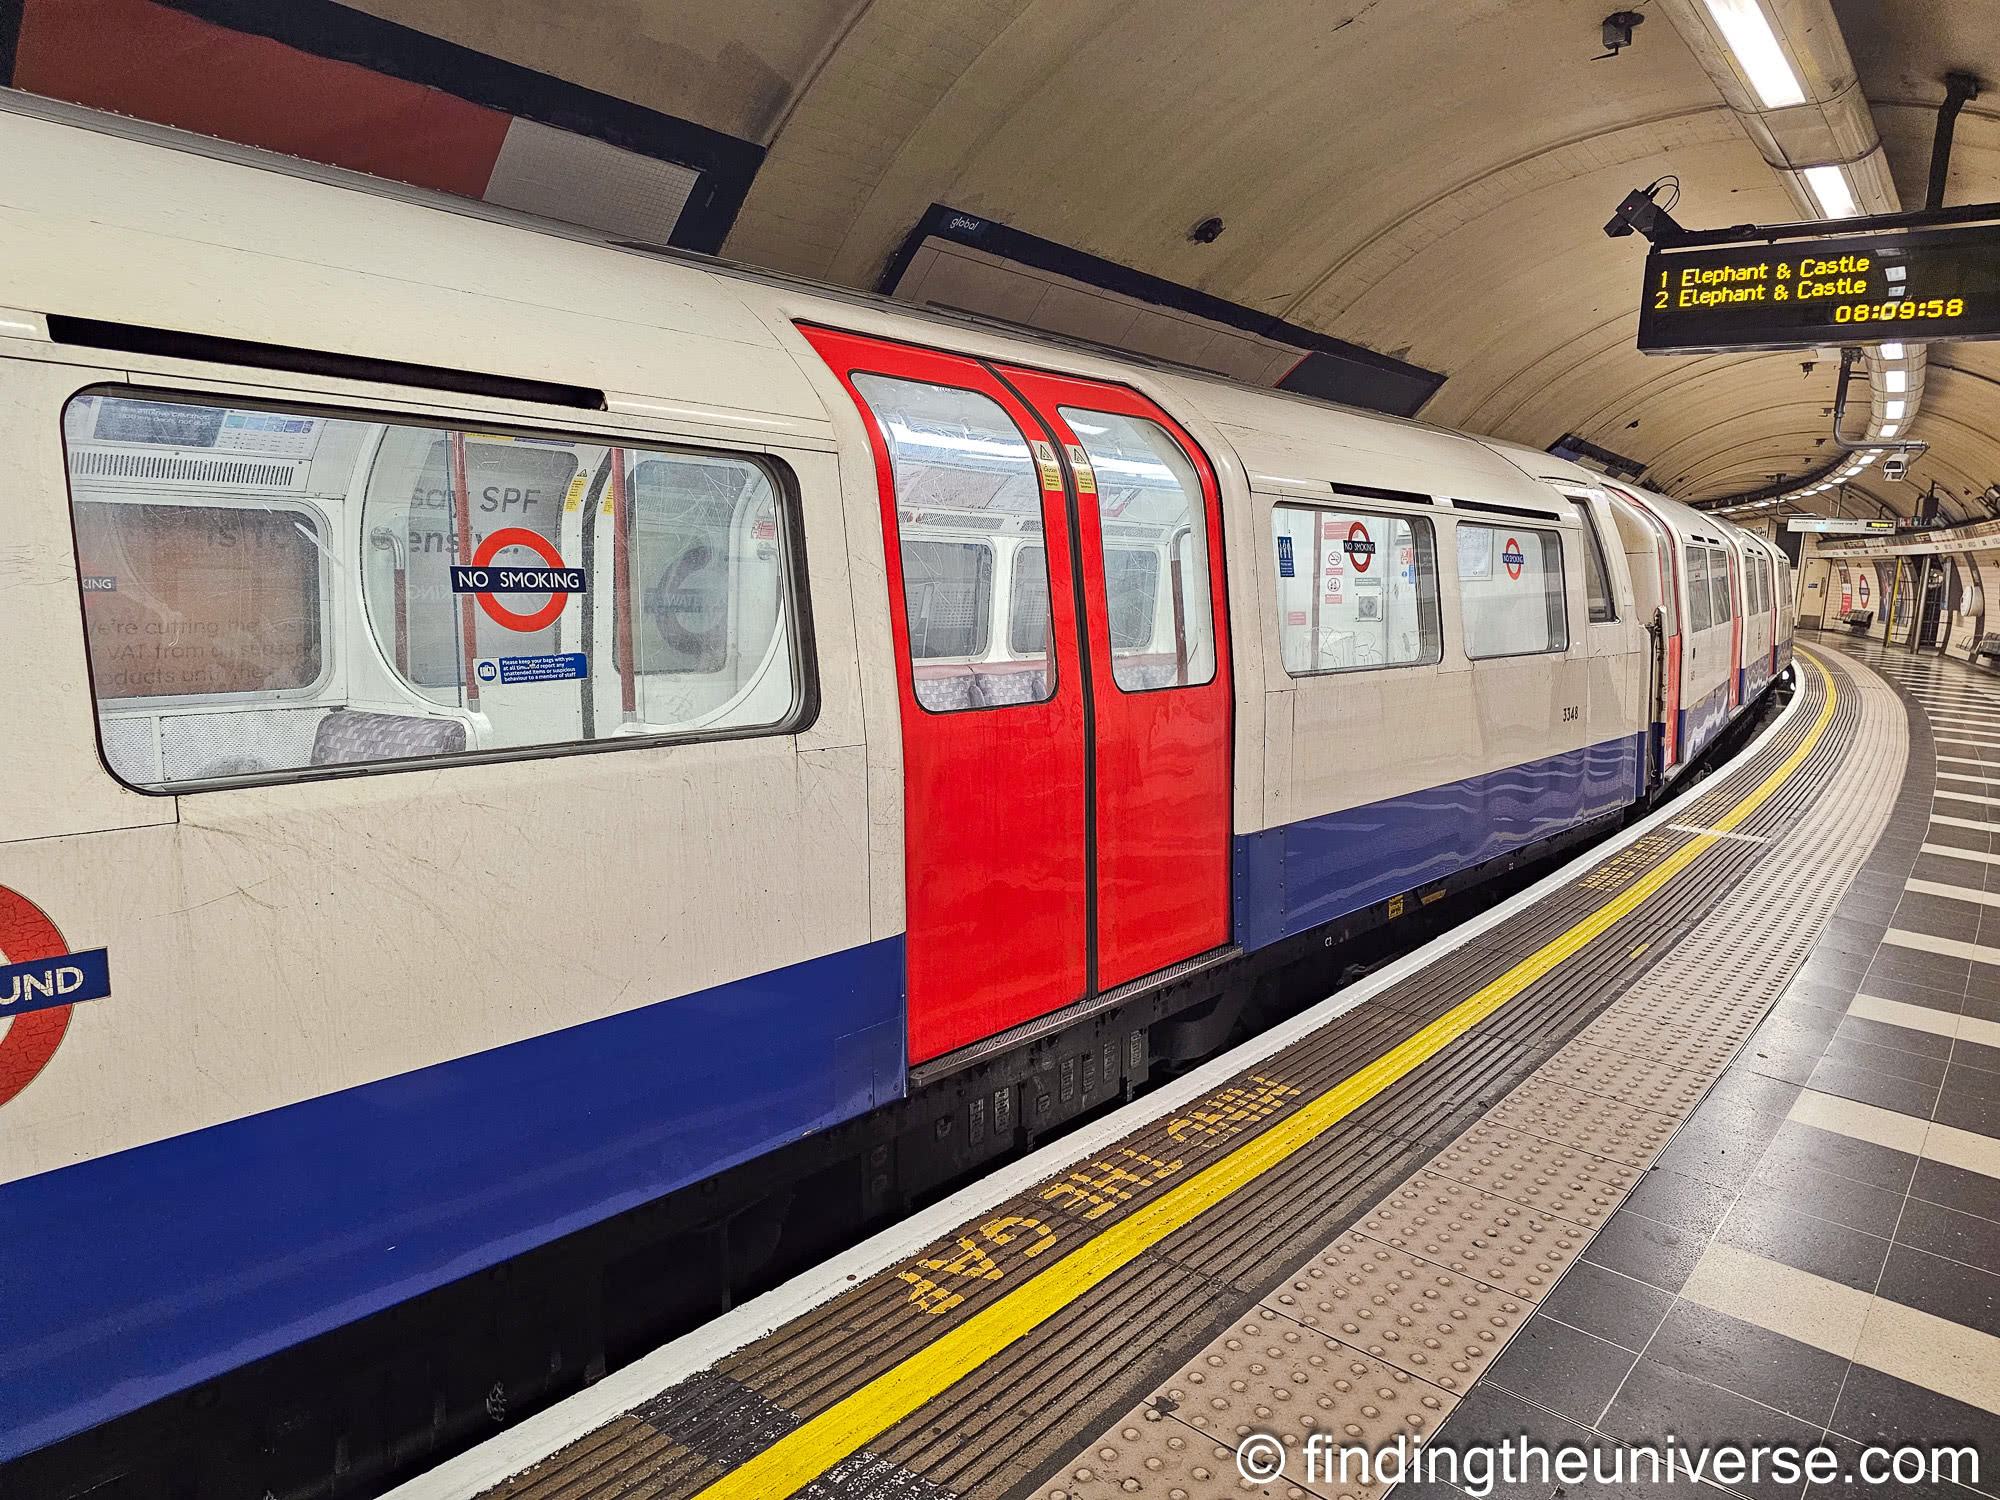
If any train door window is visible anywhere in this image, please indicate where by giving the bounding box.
[1456,523,1567,658]
[851,374,1054,711]
[1571,501,1616,622]
[1708,547,1733,624]
[1270,504,1441,674]
[64,389,806,793]
[1059,407,1215,691]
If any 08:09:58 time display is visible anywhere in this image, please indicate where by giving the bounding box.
[1835,297,1966,323]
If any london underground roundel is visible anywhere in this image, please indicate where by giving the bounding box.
[0,885,76,1108]
[459,528,578,634]
[1343,521,1376,573]
[1502,538,1526,580]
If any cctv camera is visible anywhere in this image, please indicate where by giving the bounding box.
[1884,455,1909,482]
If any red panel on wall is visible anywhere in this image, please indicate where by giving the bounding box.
[14,0,509,198]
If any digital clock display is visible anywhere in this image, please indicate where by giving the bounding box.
[1638,222,2000,353]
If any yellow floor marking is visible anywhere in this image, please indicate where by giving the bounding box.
[692,652,1838,1500]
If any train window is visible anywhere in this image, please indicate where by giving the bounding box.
[1572,502,1616,623]
[71,500,327,701]
[1685,546,1713,633]
[367,427,578,688]
[1456,523,1567,659]
[1708,547,1733,624]
[64,390,807,792]
[1060,408,1215,691]
[1271,505,1441,674]
[851,374,1055,712]
[1008,544,1052,656]
[901,540,994,659]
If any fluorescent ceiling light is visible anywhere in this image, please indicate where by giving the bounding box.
[1881,424,1901,438]
[1880,343,1905,359]
[1802,164,1860,219]
[1701,0,1807,107]
[1884,370,1908,393]
[1884,399,1907,419]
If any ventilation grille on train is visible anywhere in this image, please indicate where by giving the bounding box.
[72,448,305,489]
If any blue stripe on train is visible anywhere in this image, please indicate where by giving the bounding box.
[0,937,906,1462]
[1232,733,1646,951]
[1677,679,1733,763]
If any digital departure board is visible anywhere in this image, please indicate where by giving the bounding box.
[1638,221,2000,353]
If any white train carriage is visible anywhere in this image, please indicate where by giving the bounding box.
[1476,449,1791,788]
[0,94,1788,1479]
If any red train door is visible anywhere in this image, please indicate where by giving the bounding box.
[804,327,1231,1063]
[997,366,1233,991]
[803,328,1089,1063]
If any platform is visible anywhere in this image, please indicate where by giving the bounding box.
[393,638,2000,1500]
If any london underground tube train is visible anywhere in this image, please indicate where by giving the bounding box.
[0,95,1792,1490]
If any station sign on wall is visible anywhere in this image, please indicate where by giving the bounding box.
[1639,222,2000,353]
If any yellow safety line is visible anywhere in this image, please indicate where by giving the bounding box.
[693,650,1839,1500]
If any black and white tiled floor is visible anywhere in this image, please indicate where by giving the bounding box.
[1411,638,2000,1500]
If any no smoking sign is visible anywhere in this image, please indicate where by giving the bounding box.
[450,528,587,632]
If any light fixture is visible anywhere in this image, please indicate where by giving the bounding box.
[1880,343,1906,360]
[1884,399,1907,420]
[1700,0,1807,107]
[1881,424,1902,438]
[1884,370,1908,393]
[1802,164,1860,219]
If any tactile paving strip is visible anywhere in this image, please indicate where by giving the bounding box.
[1419,1121,1640,1227]
[471,651,1900,1500]
[1480,1075,1681,1167]
[1260,1231,1530,1394]
[1353,1172,1588,1301]
[1534,1036,1713,1116]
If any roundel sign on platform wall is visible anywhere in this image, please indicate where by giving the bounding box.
[1502,537,1526,580]
[1343,521,1375,573]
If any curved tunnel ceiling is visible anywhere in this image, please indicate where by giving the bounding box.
[216,1,2000,519]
